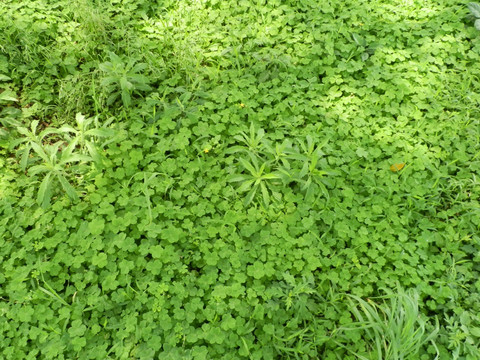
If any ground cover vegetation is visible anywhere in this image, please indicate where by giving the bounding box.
[1,0,480,358]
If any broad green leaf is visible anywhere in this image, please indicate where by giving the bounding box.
[470,327,480,337]
[285,152,307,162]
[101,76,118,87]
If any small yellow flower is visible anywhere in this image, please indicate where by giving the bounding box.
[203,148,209,153]
[239,103,245,108]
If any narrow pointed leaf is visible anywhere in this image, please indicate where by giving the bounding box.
[85,128,115,138]
[237,179,255,193]
[57,174,78,201]
[30,142,48,162]
[85,141,102,163]
[244,184,258,206]
[20,146,31,172]
[260,182,270,207]
[37,172,53,208]
[228,174,251,183]
[238,158,257,176]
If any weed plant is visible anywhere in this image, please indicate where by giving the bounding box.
[1,0,480,359]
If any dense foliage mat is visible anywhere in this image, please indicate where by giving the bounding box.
[1,0,480,359]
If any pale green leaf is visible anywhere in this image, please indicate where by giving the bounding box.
[469,2,480,18]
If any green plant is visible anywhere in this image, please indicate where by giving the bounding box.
[99,52,152,107]
[28,140,92,208]
[351,33,378,61]
[228,151,281,206]
[2,0,480,358]
[226,122,266,156]
[443,312,480,359]
[335,288,439,360]
[9,120,59,172]
[57,112,115,164]
[280,135,333,203]
[467,3,480,30]
[0,76,21,145]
